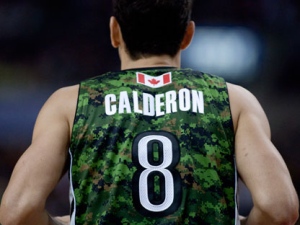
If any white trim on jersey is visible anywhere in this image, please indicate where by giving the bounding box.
[69,148,76,225]
[235,157,241,225]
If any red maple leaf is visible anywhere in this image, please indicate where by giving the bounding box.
[148,78,160,85]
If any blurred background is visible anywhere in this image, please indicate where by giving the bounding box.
[0,0,299,221]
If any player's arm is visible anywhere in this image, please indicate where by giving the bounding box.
[228,83,299,224]
[0,85,78,225]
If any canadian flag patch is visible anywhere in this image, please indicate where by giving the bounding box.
[136,72,172,88]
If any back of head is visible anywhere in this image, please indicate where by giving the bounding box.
[112,0,194,60]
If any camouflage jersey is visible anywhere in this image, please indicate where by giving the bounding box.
[69,68,239,225]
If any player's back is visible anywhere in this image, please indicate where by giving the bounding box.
[69,68,237,224]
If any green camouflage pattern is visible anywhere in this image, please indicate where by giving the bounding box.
[69,68,236,224]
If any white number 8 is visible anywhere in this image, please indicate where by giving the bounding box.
[132,131,181,217]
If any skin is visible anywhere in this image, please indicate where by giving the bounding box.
[0,16,298,225]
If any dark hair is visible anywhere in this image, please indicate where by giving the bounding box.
[112,0,194,60]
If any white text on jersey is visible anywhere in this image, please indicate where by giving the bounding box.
[105,88,204,116]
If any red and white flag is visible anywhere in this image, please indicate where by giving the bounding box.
[136,72,172,88]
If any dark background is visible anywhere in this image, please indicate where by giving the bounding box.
[0,0,299,221]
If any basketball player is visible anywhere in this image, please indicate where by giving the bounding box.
[0,0,298,224]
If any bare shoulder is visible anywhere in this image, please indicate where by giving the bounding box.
[49,84,79,103]
[226,82,268,133]
[33,84,79,138]
[45,84,79,116]
[227,82,259,108]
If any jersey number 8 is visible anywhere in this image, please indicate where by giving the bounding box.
[132,131,182,217]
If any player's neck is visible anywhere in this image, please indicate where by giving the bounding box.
[120,53,181,70]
